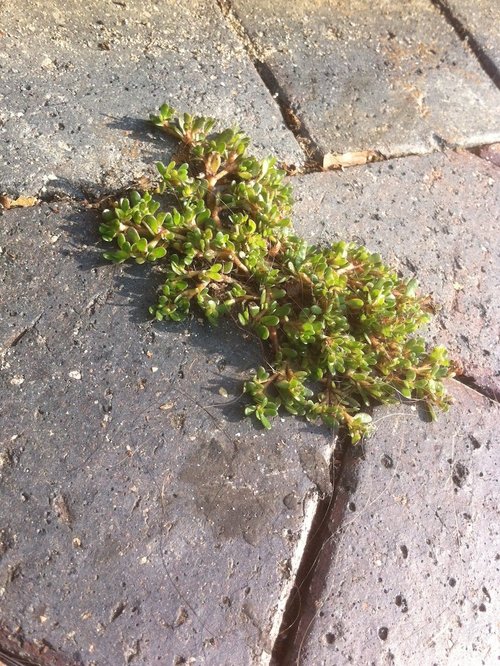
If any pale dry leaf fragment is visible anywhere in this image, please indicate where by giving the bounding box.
[0,195,38,209]
[323,150,379,170]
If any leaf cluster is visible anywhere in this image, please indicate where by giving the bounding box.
[99,104,454,442]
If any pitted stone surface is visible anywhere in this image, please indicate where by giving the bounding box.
[283,381,499,665]
[292,150,500,397]
[0,204,333,665]
[230,0,500,157]
[0,0,303,199]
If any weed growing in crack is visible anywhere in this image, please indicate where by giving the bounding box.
[99,104,453,442]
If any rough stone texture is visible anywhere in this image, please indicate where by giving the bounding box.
[292,150,500,397]
[0,203,334,665]
[0,0,303,199]
[445,0,500,69]
[230,0,500,157]
[286,380,499,665]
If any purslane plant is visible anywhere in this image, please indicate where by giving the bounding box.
[99,104,454,442]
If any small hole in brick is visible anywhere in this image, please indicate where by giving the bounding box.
[378,627,389,640]
[478,603,486,612]
[448,577,456,587]
[325,632,336,644]
[348,502,356,511]
[381,454,393,469]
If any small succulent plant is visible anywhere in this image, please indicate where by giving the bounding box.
[99,104,453,443]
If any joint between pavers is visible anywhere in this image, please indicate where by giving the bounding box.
[430,0,500,90]
[452,376,500,405]
[270,435,354,665]
[215,0,323,168]
[286,142,500,179]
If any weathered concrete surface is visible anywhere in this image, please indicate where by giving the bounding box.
[0,204,334,665]
[229,0,500,157]
[283,380,499,665]
[292,150,500,397]
[0,0,303,199]
[444,0,500,70]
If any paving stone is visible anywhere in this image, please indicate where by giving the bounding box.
[444,0,500,69]
[285,380,499,664]
[0,0,303,199]
[292,150,500,397]
[229,0,500,157]
[0,203,334,665]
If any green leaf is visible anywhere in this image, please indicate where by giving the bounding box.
[148,246,167,260]
[126,227,141,244]
[256,325,270,340]
[134,238,148,254]
[261,315,280,327]
[257,412,272,429]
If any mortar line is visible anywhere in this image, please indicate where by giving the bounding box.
[215,0,323,167]
[1,140,497,203]
[430,0,500,90]
[283,141,499,178]
[270,435,357,664]
[452,376,499,404]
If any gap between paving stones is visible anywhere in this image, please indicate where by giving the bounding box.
[270,436,351,665]
[454,374,500,404]
[430,0,500,89]
[215,0,323,167]
[2,138,499,209]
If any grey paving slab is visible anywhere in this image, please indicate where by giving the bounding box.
[229,0,500,158]
[0,0,303,199]
[285,380,499,665]
[444,0,500,69]
[292,150,500,397]
[0,203,334,665]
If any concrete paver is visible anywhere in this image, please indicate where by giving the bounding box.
[230,0,500,158]
[292,150,500,397]
[0,203,334,665]
[0,0,303,199]
[284,380,499,665]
